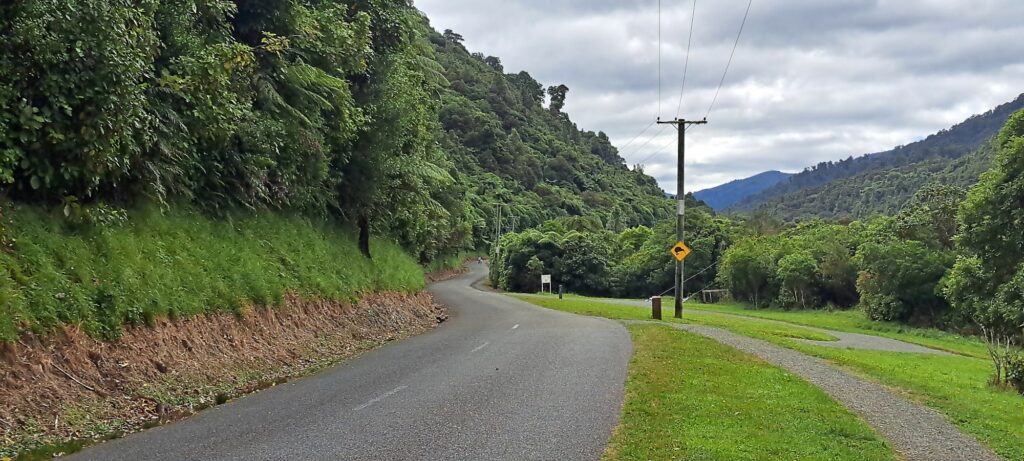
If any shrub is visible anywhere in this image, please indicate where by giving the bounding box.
[854,240,954,324]
[1008,352,1024,394]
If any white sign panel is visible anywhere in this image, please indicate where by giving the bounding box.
[541,274,552,284]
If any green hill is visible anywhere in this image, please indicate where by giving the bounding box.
[425,24,672,245]
[729,94,1024,219]
[0,2,671,339]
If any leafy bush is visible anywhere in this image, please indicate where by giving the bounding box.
[0,0,158,197]
[491,201,731,297]
[777,252,818,308]
[718,238,778,308]
[1007,352,1024,394]
[854,241,954,323]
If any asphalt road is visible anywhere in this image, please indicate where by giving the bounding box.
[68,263,631,461]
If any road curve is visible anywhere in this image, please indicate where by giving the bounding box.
[67,263,631,461]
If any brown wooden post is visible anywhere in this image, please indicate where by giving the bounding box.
[651,296,662,320]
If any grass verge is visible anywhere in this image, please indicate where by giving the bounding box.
[604,324,893,461]
[684,302,988,358]
[782,343,1024,460]
[524,293,987,358]
[511,296,838,342]
[514,294,1022,461]
[0,203,425,341]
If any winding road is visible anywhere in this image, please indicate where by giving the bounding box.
[68,263,631,461]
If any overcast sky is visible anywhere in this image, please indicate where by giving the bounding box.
[415,0,1024,193]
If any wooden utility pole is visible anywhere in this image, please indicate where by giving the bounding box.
[657,117,706,318]
[493,203,513,257]
[493,202,503,257]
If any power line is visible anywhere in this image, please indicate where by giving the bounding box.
[634,136,675,166]
[615,120,656,155]
[675,0,698,118]
[705,0,753,119]
[657,0,662,119]
[657,260,719,296]
[620,123,670,161]
[632,124,693,167]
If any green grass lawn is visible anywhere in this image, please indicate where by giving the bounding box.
[684,302,988,358]
[604,324,893,461]
[523,293,987,358]
[514,294,1023,460]
[512,295,838,342]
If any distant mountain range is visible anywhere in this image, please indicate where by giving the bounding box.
[694,93,1024,220]
[693,171,792,210]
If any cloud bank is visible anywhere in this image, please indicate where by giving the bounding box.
[415,0,1024,192]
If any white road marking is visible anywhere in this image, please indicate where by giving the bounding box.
[471,341,490,353]
[353,385,407,411]
[511,324,520,330]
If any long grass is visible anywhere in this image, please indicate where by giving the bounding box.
[0,203,425,342]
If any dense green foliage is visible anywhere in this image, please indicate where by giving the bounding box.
[428,30,672,246]
[0,203,424,342]
[943,109,1024,388]
[0,2,673,339]
[730,94,1024,220]
[0,1,669,262]
[745,143,996,221]
[719,221,861,309]
[718,184,963,324]
[854,241,954,322]
[0,0,464,261]
[489,197,731,297]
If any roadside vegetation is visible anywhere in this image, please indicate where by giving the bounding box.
[515,294,1023,460]
[0,1,675,342]
[603,324,894,461]
[0,203,424,342]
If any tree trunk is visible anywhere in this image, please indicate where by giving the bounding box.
[358,213,371,260]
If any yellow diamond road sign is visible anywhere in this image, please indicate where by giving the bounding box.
[671,241,691,262]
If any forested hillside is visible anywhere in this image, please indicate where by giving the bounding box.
[0,1,670,339]
[694,170,791,211]
[747,143,996,220]
[427,27,671,242]
[729,94,1024,219]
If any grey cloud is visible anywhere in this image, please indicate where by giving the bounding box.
[416,0,1024,192]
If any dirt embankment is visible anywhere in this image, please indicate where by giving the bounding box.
[0,292,447,456]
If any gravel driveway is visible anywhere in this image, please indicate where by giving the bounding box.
[535,295,953,354]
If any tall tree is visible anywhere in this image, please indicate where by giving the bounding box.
[943,109,1024,385]
[547,84,569,113]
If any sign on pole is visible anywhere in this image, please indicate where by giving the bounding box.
[670,241,691,262]
[541,274,552,293]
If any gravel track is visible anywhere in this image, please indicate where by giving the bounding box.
[622,320,1000,461]
[526,294,952,355]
